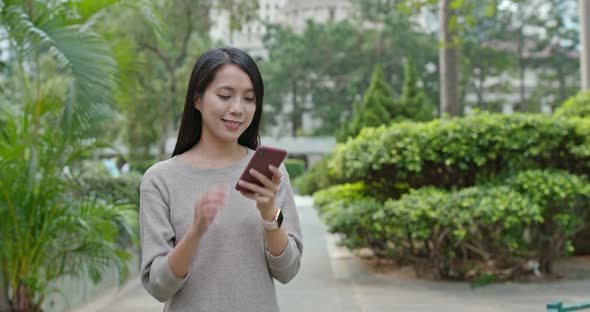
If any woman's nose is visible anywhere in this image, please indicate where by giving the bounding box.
[229,98,244,114]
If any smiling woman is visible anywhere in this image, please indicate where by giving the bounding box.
[139,47,303,312]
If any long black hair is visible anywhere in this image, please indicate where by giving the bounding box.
[171,47,264,157]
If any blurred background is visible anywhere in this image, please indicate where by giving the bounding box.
[1,0,589,311]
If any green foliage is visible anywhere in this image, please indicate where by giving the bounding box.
[555,91,590,118]
[0,0,156,308]
[394,58,434,122]
[361,65,395,127]
[313,182,369,216]
[336,98,362,142]
[284,159,306,181]
[78,168,142,207]
[294,154,340,196]
[0,107,138,310]
[504,170,590,271]
[338,64,394,141]
[328,113,590,197]
[315,170,590,280]
[261,14,437,136]
[128,159,158,174]
[337,60,434,143]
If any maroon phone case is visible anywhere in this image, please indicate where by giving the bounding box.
[235,145,288,193]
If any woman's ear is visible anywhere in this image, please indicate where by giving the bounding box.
[194,98,200,110]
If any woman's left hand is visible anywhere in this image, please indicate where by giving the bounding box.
[238,165,282,220]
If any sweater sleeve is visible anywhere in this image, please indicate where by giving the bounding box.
[265,164,304,284]
[139,185,189,302]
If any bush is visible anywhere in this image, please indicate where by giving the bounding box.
[128,159,157,174]
[504,170,590,272]
[78,171,143,207]
[284,159,306,181]
[318,170,590,280]
[294,153,341,195]
[329,113,590,198]
[555,91,590,118]
[313,182,369,215]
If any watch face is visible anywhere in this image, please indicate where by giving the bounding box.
[277,210,284,228]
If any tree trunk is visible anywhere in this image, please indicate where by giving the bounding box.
[557,64,566,105]
[517,25,527,113]
[439,0,459,117]
[291,80,299,137]
[13,283,41,312]
[0,284,9,312]
[581,0,590,90]
[518,57,527,112]
[475,71,485,110]
[159,77,177,160]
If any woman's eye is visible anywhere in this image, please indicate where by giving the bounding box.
[218,95,231,100]
[245,97,255,102]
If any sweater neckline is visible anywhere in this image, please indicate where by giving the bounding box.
[170,147,253,175]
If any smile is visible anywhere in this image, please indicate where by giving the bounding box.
[222,119,243,129]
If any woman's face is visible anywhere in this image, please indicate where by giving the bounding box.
[195,64,257,145]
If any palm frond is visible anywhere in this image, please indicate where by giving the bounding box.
[2,3,118,138]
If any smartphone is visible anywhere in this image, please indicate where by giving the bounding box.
[235,145,288,193]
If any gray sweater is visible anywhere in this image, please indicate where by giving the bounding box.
[139,149,303,312]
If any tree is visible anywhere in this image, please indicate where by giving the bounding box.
[136,0,213,159]
[527,0,580,110]
[338,64,394,141]
[262,10,437,136]
[0,1,154,310]
[336,98,362,142]
[362,65,395,127]
[214,0,259,45]
[581,0,590,90]
[439,0,459,116]
[459,1,515,112]
[395,58,434,121]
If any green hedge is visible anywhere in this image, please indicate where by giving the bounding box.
[129,159,157,174]
[326,113,590,198]
[284,159,306,180]
[313,182,369,216]
[315,170,590,280]
[78,171,143,207]
[555,91,590,118]
[294,153,340,195]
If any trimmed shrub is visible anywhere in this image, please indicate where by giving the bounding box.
[317,170,590,280]
[284,159,306,180]
[328,113,590,198]
[294,153,340,195]
[555,91,590,118]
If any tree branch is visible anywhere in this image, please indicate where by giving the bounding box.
[174,0,195,68]
[142,43,173,73]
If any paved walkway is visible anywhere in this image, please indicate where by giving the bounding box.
[71,196,590,312]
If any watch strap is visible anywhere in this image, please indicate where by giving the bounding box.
[261,209,283,231]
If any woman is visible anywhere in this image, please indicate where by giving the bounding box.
[139,47,303,311]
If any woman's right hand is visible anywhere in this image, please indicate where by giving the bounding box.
[191,184,229,237]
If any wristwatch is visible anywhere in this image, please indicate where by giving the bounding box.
[261,209,283,231]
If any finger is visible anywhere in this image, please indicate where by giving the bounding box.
[202,203,219,221]
[248,168,276,190]
[269,165,281,178]
[240,190,274,205]
[206,191,225,201]
[238,180,274,197]
[209,184,230,198]
[269,165,283,184]
[239,191,259,201]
